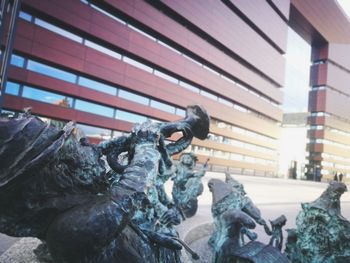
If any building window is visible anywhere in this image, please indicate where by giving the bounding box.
[154,70,179,84]
[89,3,127,25]
[116,109,147,123]
[10,54,25,68]
[34,18,83,43]
[5,81,20,96]
[179,81,199,93]
[75,99,114,117]
[118,89,149,105]
[84,40,122,60]
[27,60,77,83]
[123,56,153,73]
[76,123,112,140]
[218,97,233,107]
[176,108,186,117]
[22,86,73,107]
[230,153,243,161]
[112,130,125,138]
[234,104,248,113]
[78,76,117,95]
[19,11,32,22]
[158,40,181,54]
[200,89,218,101]
[150,100,175,114]
[128,25,156,41]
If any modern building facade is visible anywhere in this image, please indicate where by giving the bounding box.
[0,0,349,178]
[307,43,350,180]
[291,0,350,181]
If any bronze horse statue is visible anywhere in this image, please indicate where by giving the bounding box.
[0,105,209,263]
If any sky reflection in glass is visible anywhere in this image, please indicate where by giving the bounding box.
[75,99,114,117]
[5,82,20,96]
[116,109,147,123]
[78,76,117,95]
[27,60,77,83]
[10,55,25,68]
[22,86,73,107]
[118,89,149,105]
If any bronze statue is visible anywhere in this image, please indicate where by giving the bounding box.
[285,181,350,263]
[268,215,287,251]
[171,153,208,218]
[208,174,290,263]
[0,105,209,263]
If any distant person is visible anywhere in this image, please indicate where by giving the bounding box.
[339,173,344,182]
[334,172,338,181]
[315,167,321,182]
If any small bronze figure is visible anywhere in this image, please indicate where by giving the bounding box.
[172,153,208,218]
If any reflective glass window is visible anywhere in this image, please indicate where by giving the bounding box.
[22,86,73,107]
[176,108,186,117]
[75,99,114,118]
[218,97,233,107]
[154,70,178,84]
[149,118,162,124]
[10,54,25,68]
[128,25,156,41]
[222,75,235,85]
[84,40,122,60]
[123,57,153,73]
[118,89,149,105]
[90,4,126,25]
[234,104,248,113]
[183,54,201,65]
[200,90,217,101]
[179,81,199,93]
[112,130,125,138]
[150,100,175,114]
[203,65,220,76]
[237,83,249,91]
[27,60,77,83]
[34,18,83,43]
[78,76,117,95]
[76,123,112,140]
[158,41,181,54]
[19,11,32,22]
[116,110,147,123]
[5,81,20,96]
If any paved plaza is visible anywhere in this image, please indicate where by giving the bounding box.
[173,173,350,245]
[1,172,349,260]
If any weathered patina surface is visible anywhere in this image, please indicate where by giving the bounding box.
[285,181,350,263]
[172,153,208,218]
[0,105,209,263]
[208,174,290,263]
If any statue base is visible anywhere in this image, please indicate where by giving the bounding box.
[0,238,43,263]
[181,223,214,263]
